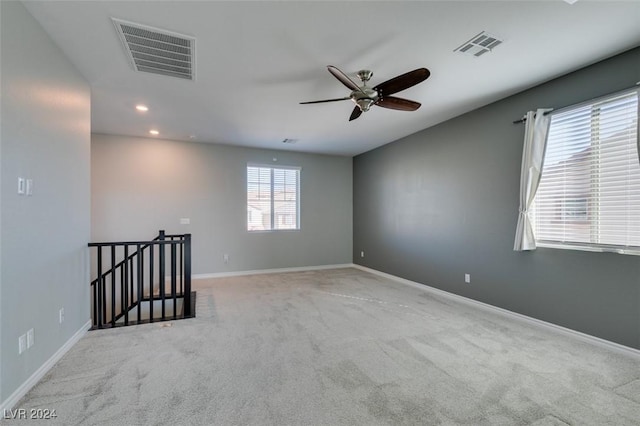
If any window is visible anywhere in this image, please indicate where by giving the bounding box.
[530,88,640,254]
[247,165,300,231]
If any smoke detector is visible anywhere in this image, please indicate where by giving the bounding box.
[454,31,503,57]
[112,18,195,80]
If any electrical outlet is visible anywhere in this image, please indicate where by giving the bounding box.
[360,251,365,258]
[27,328,34,348]
[17,177,25,195]
[465,273,471,284]
[59,308,64,324]
[223,254,229,263]
[180,218,190,225]
[26,179,34,196]
[19,334,27,354]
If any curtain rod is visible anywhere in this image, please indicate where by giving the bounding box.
[512,110,553,124]
[513,82,640,125]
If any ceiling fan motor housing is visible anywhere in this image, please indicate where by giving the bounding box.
[351,87,379,111]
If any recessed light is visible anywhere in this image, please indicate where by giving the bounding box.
[136,105,149,112]
[149,129,159,135]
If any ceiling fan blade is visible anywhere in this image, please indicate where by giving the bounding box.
[327,65,361,92]
[300,97,351,105]
[373,68,430,96]
[349,106,363,121]
[375,96,421,111]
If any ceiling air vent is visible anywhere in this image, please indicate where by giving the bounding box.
[112,18,195,80]
[454,31,503,57]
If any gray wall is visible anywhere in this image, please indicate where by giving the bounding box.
[354,48,640,350]
[91,134,353,274]
[1,1,91,404]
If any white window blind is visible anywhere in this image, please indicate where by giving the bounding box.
[247,165,300,231]
[530,88,640,254]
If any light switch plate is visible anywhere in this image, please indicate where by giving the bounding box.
[19,334,27,354]
[27,328,34,348]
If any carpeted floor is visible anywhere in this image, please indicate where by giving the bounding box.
[5,268,640,425]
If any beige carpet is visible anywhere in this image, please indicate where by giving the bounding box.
[5,268,640,425]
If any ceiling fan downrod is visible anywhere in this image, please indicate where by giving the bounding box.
[352,70,377,112]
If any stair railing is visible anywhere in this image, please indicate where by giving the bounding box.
[88,230,192,329]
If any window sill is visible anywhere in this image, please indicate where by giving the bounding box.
[537,241,640,256]
[247,229,301,234]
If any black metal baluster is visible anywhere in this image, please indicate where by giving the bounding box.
[120,263,125,317]
[97,246,103,328]
[149,244,154,322]
[179,240,183,295]
[129,258,133,311]
[123,245,129,326]
[171,241,177,319]
[111,245,116,327]
[137,244,142,323]
[184,234,192,317]
[159,231,166,320]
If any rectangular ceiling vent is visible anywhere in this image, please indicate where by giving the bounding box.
[454,31,503,57]
[112,18,195,80]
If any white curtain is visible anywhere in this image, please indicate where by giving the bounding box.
[513,108,552,251]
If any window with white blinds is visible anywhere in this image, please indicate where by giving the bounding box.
[530,88,640,254]
[247,165,300,231]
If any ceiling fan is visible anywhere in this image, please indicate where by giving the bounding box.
[300,65,430,121]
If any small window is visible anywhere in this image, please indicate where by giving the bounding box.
[531,88,640,254]
[247,165,300,231]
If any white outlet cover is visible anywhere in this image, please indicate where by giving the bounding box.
[27,328,34,348]
[465,274,471,283]
[18,177,25,194]
[59,308,64,323]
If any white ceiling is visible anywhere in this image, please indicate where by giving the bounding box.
[23,1,640,156]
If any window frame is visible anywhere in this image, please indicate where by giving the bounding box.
[531,87,640,256]
[246,163,301,232]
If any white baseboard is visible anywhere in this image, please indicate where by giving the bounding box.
[0,319,91,412]
[352,264,640,359]
[193,263,354,280]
